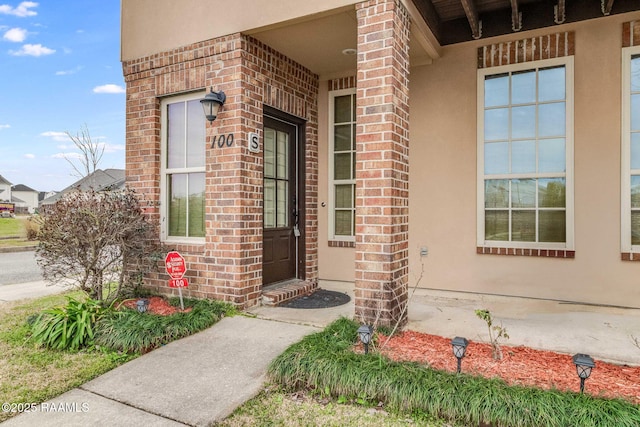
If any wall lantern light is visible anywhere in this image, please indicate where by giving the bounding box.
[136,299,150,313]
[357,324,373,354]
[200,87,226,122]
[451,336,469,373]
[572,353,595,393]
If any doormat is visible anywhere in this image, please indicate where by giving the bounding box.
[281,289,351,309]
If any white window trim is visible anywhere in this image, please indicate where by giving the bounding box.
[328,88,356,242]
[160,91,206,244]
[476,56,575,250]
[621,46,640,253]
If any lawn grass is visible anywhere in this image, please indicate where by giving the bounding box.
[0,217,27,238]
[0,292,135,423]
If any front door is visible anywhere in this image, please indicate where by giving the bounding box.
[263,116,300,285]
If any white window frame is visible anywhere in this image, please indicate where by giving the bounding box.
[476,56,575,250]
[160,91,206,244]
[621,46,640,253]
[328,88,357,242]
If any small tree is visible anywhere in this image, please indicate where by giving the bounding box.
[36,188,161,303]
[64,124,105,178]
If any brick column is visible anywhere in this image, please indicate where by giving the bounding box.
[355,0,410,328]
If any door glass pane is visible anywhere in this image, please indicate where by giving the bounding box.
[335,184,353,209]
[188,173,205,237]
[485,108,509,140]
[631,56,640,92]
[631,175,640,208]
[277,131,288,179]
[186,100,205,168]
[512,210,536,242]
[511,105,535,139]
[539,138,566,173]
[167,103,186,169]
[485,180,509,208]
[485,141,508,174]
[511,70,536,104]
[539,178,565,208]
[335,211,353,236]
[334,95,352,123]
[484,74,509,107]
[277,181,288,227]
[539,211,566,242]
[511,140,535,173]
[264,179,275,228]
[334,153,351,180]
[631,134,640,169]
[168,174,187,236]
[264,128,275,178]
[632,211,640,245]
[632,94,640,132]
[334,125,352,151]
[485,210,508,240]
[538,102,565,137]
[511,179,535,208]
[538,66,565,102]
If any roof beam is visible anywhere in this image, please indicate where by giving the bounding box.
[602,0,615,15]
[460,0,482,39]
[510,0,522,31]
[554,0,566,24]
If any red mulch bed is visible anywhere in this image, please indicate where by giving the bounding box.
[118,296,192,315]
[376,330,640,404]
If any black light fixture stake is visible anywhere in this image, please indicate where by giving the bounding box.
[572,353,595,393]
[357,325,373,355]
[136,298,149,313]
[451,336,469,373]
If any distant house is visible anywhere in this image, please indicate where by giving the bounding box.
[0,175,11,203]
[40,169,126,208]
[12,184,39,214]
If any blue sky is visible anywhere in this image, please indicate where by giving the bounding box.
[0,1,124,192]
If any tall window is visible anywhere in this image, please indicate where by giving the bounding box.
[477,57,574,249]
[329,89,356,241]
[622,47,640,252]
[161,93,206,241]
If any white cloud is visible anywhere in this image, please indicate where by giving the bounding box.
[23,153,34,159]
[3,27,26,42]
[9,43,54,56]
[55,65,82,76]
[103,143,125,153]
[51,152,82,160]
[0,124,9,129]
[0,1,38,17]
[93,84,125,94]
[41,131,70,142]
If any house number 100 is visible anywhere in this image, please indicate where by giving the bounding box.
[211,134,234,148]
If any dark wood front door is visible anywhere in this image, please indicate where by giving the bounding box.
[263,116,299,285]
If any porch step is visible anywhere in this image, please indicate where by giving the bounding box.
[261,280,318,306]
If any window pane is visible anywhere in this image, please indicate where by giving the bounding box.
[512,210,535,242]
[539,66,565,102]
[511,179,535,208]
[631,134,640,170]
[632,211,640,245]
[539,178,566,208]
[335,184,353,209]
[631,175,640,208]
[334,124,352,151]
[186,100,205,168]
[334,153,352,180]
[264,128,275,178]
[485,180,509,208]
[631,56,640,92]
[539,211,566,242]
[511,71,536,104]
[335,211,353,236]
[277,131,288,179]
[511,105,536,139]
[484,142,508,174]
[511,140,535,173]
[188,173,205,237]
[277,181,288,227]
[167,103,186,169]
[632,94,640,132]
[484,74,509,107]
[334,95,352,123]
[539,138,566,173]
[168,174,187,237]
[485,210,508,240]
[485,108,509,140]
[538,102,565,137]
[264,179,275,228]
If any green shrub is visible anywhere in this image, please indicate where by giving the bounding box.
[268,318,640,427]
[94,298,235,353]
[30,297,110,351]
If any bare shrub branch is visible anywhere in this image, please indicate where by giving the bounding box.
[64,124,105,178]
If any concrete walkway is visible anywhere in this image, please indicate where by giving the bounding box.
[0,280,65,303]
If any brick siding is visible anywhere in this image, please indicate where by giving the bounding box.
[623,20,640,47]
[478,31,575,69]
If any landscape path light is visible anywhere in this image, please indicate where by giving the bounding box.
[136,299,149,313]
[200,87,226,122]
[451,336,469,373]
[357,325,373,354]
[572,353,595,393]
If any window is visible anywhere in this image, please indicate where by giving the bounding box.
[477,57,574,249]
[161,93,206,241]
[622,47,640,252]
[329,89,356,241]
